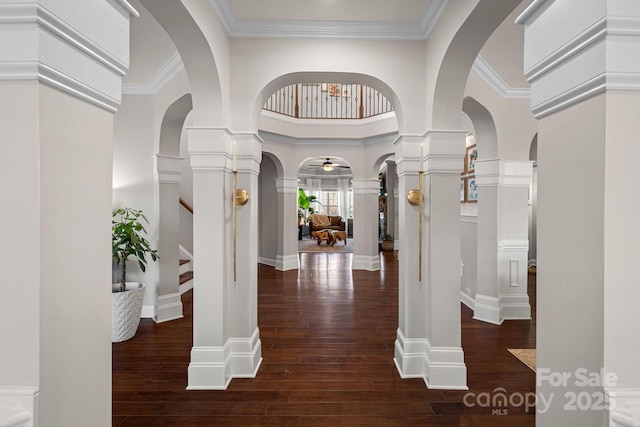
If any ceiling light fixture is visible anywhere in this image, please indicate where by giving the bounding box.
[322,159,334,172]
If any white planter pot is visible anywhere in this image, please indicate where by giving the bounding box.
[111,282,145,343]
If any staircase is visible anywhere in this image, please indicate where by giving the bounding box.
[179,259,194,294]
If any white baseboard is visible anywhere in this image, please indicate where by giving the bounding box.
[352,255,381,271]
[258,257,276,267]
[275,254,299,271]
[179,279,193,295]
[607,388,640,427]
[0,386,38,427]
[460,290,475,310]
[188,328,262,390]
[393,329,467,390]
[473,294,503,325]
[155,292,184,323]
[141,304,154,319]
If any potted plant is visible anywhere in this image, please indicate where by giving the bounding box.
[297,188,322,224]
[381,233,394,251]
[111,207,158,342]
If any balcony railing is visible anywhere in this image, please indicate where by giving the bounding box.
[263,83,393,120]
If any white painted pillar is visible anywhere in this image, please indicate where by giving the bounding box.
[0,1,137,426]
[385,161,398,249]
[352,179,381,271]
[155,155,184,323]
[518,1,640,425]
[275,178,300,271]
[473,159,532,324]
[394,132,467,390]
[186,128,262,389]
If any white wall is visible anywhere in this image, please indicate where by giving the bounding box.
[460,217,478,306]
[113,94,159,314]
[259,155,279,265]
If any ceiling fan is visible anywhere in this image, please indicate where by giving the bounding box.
[308,158,351,172]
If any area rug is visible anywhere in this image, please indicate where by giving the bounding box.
[298,237,353,253]
[508,348,536,372]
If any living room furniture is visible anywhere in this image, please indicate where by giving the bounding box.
[307,214,345,233]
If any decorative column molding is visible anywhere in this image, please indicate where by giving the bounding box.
[275,178,299,271]
[473,159,532,325]
[352,179,381,271]
[516,0,640,118]
[394,131,467,390]
[0,1,138,112]
[0,386,38,427]
[186,126,262,389]
[155,155,184,184]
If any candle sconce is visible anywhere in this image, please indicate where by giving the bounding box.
[233,170,249,282]
[407,170,424,281]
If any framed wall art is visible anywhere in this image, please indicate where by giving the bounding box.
[467,176,478,202]
[460,178,467,202]
[466,144,478,174]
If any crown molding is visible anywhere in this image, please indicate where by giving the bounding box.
[259,129,398,146]
[208,0,448,40]
[472,56,530,99]
[122,52,184,95]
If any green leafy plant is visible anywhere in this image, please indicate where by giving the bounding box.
[297,189,322,220]
[384,233,393,241]
[112,207,158,292]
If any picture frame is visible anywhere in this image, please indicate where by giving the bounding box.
[328,83,341,97]
[467,176,478,202]
[466,144,478,174]
[460,178,467,203]
[321,83,328,92]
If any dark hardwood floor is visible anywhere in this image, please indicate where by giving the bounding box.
[113,251,536,426]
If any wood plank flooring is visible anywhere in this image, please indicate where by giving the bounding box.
[113,251,536,426]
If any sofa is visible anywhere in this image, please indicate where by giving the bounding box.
[307,214,345,233]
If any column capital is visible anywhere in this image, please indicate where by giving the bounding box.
[475,159,533,187]
[423,130,467,175]
[352,179,379,195]
[186,127,232,171]
[155,155,184,184]
[517,1,640,118]
[394,134,424,175]
[233,132,263,176]
[275,177,299,194]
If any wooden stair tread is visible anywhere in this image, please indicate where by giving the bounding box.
[179,271,193,285]
[179,259,190,265]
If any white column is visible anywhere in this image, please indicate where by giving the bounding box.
[186,128,262,389]
[352,179,381,271]
[275,178,300,271]
[385,161,398,249]
[155,155,184,323]
[518,1,640,425]
[0,1,137,426]
[473,159,533,324]
[394,132,467,390]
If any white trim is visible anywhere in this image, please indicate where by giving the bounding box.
[141,304,154,319]
[275,254,300,271]
[155,292,184,323]
[607,388,640,427]
[352,255,381,271]
[0,386,37,427]
[188,329,262,390]
[156,155,184,184]
[109,0,139,18]
[460,290,475,310]
[122,53,184,95]
[258,257,276,267]
[472,56,530,99]
[209,0,448,40]
[515,0,553,25]
[473,294,503,325]
[179,279,193,295]
[393,329,468,390]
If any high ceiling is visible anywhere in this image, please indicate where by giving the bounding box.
[125,0,531,95]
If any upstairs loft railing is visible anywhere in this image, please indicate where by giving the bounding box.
[263,83,393,120]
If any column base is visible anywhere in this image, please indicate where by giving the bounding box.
[474,294,531,324]
[393,329,467,390]
[275,254,299,271]
[155,292,184,323]
[0,386,38,427]
[187,328,262,390]
[352,255,381,271]
[607,388,640,427]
